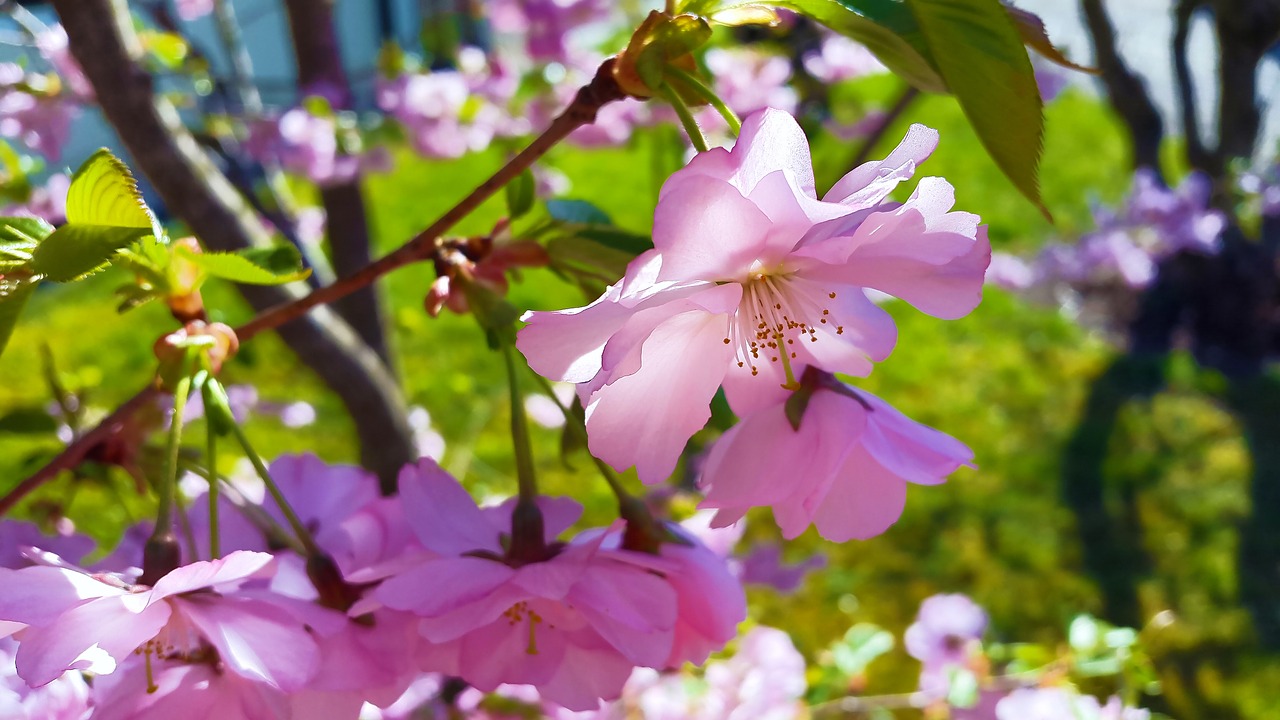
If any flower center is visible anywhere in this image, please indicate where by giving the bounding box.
[725,272,845,388]
[503,600,545,655]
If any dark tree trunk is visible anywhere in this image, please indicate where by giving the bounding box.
[281,0,393,368]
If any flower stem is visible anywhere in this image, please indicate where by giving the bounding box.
[227,421,321,557]
[527,375,636,504]
[666,66,741,136]
[659,82,710,153]
[501,345,539,503]
[206,422,220,559]
[154,355,195,539]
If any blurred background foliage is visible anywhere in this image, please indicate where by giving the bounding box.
[1,72,1275,717]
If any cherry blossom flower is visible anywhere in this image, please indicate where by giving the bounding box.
[802,33,886,83]
[905,593,988,696]
[0,551,318,691]
[174,0,214,21]
[0,636,90,720]
[518,109,989,483]
[699,381,974,541]
[0,520,93,569]
[89,655,289,720]
[371,460,678,710]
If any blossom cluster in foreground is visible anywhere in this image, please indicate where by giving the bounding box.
[519,108,987,541]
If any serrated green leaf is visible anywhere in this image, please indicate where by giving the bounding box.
[906,0,1048,216]
[505,170,536,219]
[546,199,612,225]
[237,245,309,278]
[0,217,51,271]
[178,245,311,285]
[0,277,36,359]
[30,225,151,282]
[771,1,946,91]
[65,149,160,237]
[0,406,58,434]
[576,226,653,256]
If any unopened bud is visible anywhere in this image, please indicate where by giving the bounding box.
[138,532,181,587]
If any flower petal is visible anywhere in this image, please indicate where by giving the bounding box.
[397,458,498,555]
[653,174,774,283]
[149,551,276,600]
[177,595,319,691]
[824,123,939,207]
[585,286,740,483]
[809,442,909,542]
[16,595,171,687]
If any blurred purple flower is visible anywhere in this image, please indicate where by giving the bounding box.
[0,520,93,569]
[905,593,988,695]
[737,545,826,594]
[0,636,91,720]
[802,33,885,83]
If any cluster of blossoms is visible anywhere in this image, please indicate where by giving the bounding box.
[519,108,986,541]
[0,453,749,717]
[905,594,1151,720]
[988,169,1225,337]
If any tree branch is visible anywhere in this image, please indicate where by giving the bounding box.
[1079,0,1165,170]
[1173,0,1214,174]
[1,41,626,509]
[49,0,417,490]
[280,0,392,365]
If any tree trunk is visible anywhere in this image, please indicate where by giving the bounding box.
[51,0,416,490]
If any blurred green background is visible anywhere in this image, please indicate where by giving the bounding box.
[1,80,1274,718]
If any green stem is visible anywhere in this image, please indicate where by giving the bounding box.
[659,82,709,153]
[501,344,539,502]
[666,66,741,135]
[228,421,321,557]
[206,423,220,559]
[154,356,195,539]
[528,374,631,504]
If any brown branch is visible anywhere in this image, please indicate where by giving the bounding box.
[281,0,391,365]
[1,56,627,513]
[0,387,158,516]
[238,60,625,341]
[1173,0,1214,174]
[1080,0,1164,170]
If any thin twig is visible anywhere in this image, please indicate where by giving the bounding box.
[0,59,627,515]
[237,59,625,341]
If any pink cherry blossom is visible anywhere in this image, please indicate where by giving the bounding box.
[657,525,746,667]
[0,520,93,569]
[371,460,678,711]
[0,637,90,720]
[904,593,988,695]
[174,0,214,21]
[802,33,886,83]
[698,382,974,541]
[518,109,989,483]
[89,655,290,720]
[0,551,318,692]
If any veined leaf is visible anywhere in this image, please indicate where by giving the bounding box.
[906,0,1048,217]
[505,170,536,220]
[64,149,160,237]
[0,216,52,271]
[32,150,162,281]
[1006,6,1097,73]
[178,245,311,285]
[31,225,153,282]
[0,277,36,359]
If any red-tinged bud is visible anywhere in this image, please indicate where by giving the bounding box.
[154,321,241,388]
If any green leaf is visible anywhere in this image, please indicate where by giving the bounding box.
[505,170,536,219]
[178,245,311,285]
[0,406,58,434]
[546,237,634,280]
[546,199,612,225]
[0,216,52,271]
[772,1,946,92]
[64,149,159,236]
[0,277,36,359]
[31,225,153,282]
[906,0,1048,216]
[31,150,162,281]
